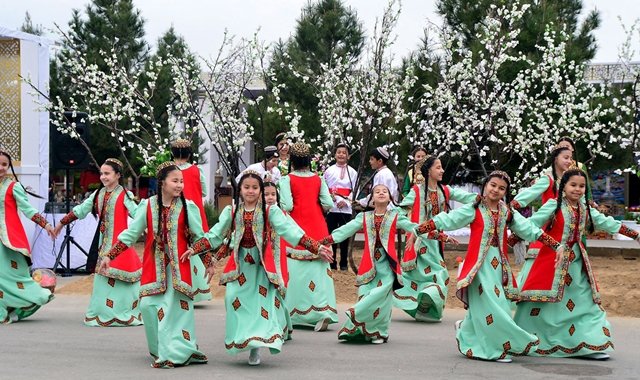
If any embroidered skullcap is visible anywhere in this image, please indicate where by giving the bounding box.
[376,147,390,160]
[264,145,279,155]
[156,161,178,177]
[290,141,310,157]
[104,158,123,168]
[171,139,191,149]
[489,170,511,183]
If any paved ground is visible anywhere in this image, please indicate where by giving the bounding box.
[3,294,640,380]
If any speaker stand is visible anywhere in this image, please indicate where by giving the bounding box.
[51,169,88,276]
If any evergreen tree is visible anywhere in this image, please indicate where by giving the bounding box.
[20,11,43,35]
[145,28,198,135]
[269,0,365,145]
[51,0,149,164]
[436,0,600,66]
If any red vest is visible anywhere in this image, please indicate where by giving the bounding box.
[141,201,192,288]
[181,164,208,230]
[403,184,450,266]
[288,174,329,245]
[3,182,31,256]
[101,191,142,273]
[527,175,555,252]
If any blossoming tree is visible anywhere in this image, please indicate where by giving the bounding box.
[412,2,634,185]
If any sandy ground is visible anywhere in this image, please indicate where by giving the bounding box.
[57,245,640,317]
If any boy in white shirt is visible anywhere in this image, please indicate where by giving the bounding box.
[323,143,357,270]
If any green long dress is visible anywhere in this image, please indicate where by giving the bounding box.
[329,210,418,342]
[61,185,142,326]
[0,177,53,323]
[279,171,338,327]
[207,204,317,355]
[424,201,555,361]
[177,162,212,303]
[394,184,476,322]
[107,197,209,368]
[515,199,637,357]
[511,172,557,284]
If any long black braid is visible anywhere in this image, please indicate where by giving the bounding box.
[0,151,44,199]
[419,156,451,214]
[171,145,192,162]
[547,146,572,196]
[546,168,594,234]
[474,171,514,223]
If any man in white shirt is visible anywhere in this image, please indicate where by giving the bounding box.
[357,147,398,208]
[323,143,358,270]
[235,145,282,184]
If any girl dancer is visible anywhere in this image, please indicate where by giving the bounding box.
[275,132,290,176]
[395,155,477,322]
[322,184,423,343]
[101,162,213,368]
[0,150,56,323]
[556,137,593,201]
[416,171,563,362]
[514,167,640,359]
[323,143,357,271]
[511,145,573,279]
[55,158,142,326]
[264,180,293,340]
[171,138,212,303]
[203,171,331,365]
[401,146,428,197]
[279,141,338,331]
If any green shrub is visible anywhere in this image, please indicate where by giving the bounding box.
[204,200,219,227]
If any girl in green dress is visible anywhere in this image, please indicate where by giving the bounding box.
[171,138,213,303]
[264,180,293,340]
[510,146,573,280]
[416,171,563,362]
[395,155,477,322]
[515,168,640,360]
[100,162,214,368]
[401,146,428,197]
[279,142,338,332]
[55,158,142,327]
[203,171,331,366]
[275,132,290,176]
[323,184,425,343]
[0,150,57,324]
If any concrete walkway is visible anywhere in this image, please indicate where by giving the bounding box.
[3,295,639,379]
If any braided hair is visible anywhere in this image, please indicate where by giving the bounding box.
[474,171,514,223]
[546,168,594,234]
[171,144,192,161]
[547,146,572,196]
[289,153,311,173]
[235,172,268,253]
[0,151,44,199]
[156,163,192,245]
[419,156,450,214]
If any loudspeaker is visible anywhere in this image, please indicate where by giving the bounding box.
[50,111,90,170]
